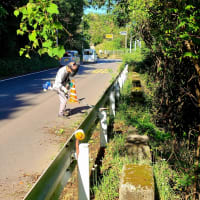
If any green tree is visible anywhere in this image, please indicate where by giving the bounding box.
[0,0,28,57]
[91,0,200,197]
[57,0,86,51]
[14,0,66,58]
[0,4,8,47]
[112,0,130,27]
[14,0,86,58]
[125,1,200,197]
[84,13,125,49]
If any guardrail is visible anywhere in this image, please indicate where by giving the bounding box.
[23,64,129,200]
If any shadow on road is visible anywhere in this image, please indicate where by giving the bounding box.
[0,59,119,121]
[0,65,93,121]
[97,59,122,64]
[69,105,91,116]
[0,69,57,121]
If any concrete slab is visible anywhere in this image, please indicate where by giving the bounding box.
[119,164,154,200]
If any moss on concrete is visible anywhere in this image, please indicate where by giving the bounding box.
[123,164,154,189]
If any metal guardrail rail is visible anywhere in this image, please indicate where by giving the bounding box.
[23,64,128,200]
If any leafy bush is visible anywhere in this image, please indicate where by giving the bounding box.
[121,47,151,72]
[0,54,59,79]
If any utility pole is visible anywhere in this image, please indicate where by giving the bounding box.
[130,32,132,53]
[120,31,127,51]
[125,33,127,49]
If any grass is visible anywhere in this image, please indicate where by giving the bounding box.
[91,69,185,199]
[60,49,194,199]
[92,133,131,200]
[154,161,180,200]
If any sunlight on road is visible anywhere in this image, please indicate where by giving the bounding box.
[91,69,110,74]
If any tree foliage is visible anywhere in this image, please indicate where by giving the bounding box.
[0,4,8,41]
[57,0,85,51]
[14,0,66,58]
[95,0,200,197]
[103,0,200,139]
[129,0,200,197]
[112,0,130,27]
[83,12,129,51]
[13,0,87,58]
[84,13,116,46]
[0,0,29,57]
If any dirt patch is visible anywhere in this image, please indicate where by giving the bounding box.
[0,124,102,200]
[0,171,40,200]
[0,126,76,200]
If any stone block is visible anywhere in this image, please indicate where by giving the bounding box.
[119,164,154,200]
[125,134,151,163]
[126,134,149,144]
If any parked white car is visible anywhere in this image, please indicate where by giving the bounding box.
[83,49,98,63]
[60,50,80,66]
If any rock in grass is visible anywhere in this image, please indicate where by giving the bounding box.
[126,134,149,144]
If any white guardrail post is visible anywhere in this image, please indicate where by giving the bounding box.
[109,88,115,117]
[124,64,128,81]
[119,64,129,89]
[114,81,120,102]
[78,143,90,200]
[123,64,129,86]
[118,73,123,89]
[99,108,108,147]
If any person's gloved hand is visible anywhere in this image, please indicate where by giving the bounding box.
[63,87,68,94]
[69,81,73,88]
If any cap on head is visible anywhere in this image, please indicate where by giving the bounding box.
[68,62,79,77]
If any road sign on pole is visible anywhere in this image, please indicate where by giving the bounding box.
[120,31,127,49]
[105,34,113,39]
[120,31,127,35]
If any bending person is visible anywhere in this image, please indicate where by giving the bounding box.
[53,62,79,117]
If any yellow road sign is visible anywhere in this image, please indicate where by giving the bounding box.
[105,34,113,39]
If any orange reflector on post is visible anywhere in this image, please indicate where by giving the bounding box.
[74,129,85,141]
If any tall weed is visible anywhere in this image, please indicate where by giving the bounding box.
[154,161,180,200]
[92,134,130,200]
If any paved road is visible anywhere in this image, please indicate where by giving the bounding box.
[0,59,121,200]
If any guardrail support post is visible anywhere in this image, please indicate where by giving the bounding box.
[122,70,126,86]
[109,89,115,117]
[78,143,90,200]
[118,74,123,89]
[124,64,128,82]
[122,72,125,86]
[119,64,129,88]
[99,108,108,147]
[114,81,120,102]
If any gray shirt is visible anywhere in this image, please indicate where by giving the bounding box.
[53,66,70,92]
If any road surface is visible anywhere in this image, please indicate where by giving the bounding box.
[0,59,121,200]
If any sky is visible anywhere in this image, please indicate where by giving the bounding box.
[84,6,107,15]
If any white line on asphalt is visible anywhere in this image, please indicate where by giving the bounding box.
[0,68,57,83]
